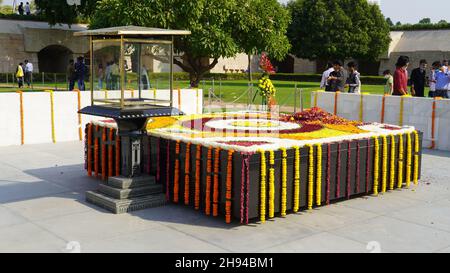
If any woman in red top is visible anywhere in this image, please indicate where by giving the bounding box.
[393,56,410,96]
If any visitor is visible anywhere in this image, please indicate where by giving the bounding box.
[18,2,24,15]
[320,62,334,91]
[74,56,87,91]
[67,59,76,91]
[110,60,120,90]
[435,66,450,98]
[410,59,427,97]
[393,56,409,96]
[16,62,24,88]
[383,70,394,95]
[141,65,151,90]
[428,61,440,98]
[24,60,33,88]
[25,2,31,15]
[443,59,449,73]
[97,63,104,90]
[346,61,361,94]
[105,61,112,90]
[327,60,346,92]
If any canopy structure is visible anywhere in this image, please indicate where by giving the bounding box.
[75,26,191,113]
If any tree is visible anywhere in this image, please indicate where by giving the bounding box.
[89,0,291,87]
[386,17,394,27]
[231,0,291,81]
[287,0,391,61]
[35,0,96,25]
[419,18,431,24]
[395,21,402,26]
[438,20,448,24]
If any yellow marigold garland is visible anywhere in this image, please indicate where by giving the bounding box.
[373,137,380,195]
[281,148,288,217]
[259,150,267,223]
[316,144,322,206]
[293,146,301,213]
[398,134,404,188]
[389,135,396,190]
[413,131,420,185]
[307,145,314,210]
[406,132,412,188]
[381,135,388,193]
[268,150,275,218]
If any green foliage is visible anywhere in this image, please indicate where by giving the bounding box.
[287,0,391,61]
[232,0,291,61]
[386,17,393,27]
[34,0,96,25]
[418,18,431,24]
[391,21,450,31]
[89,0,291,86]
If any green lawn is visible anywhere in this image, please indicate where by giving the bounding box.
[1,79,424,109]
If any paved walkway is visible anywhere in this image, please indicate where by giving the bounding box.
[0,142,449,253]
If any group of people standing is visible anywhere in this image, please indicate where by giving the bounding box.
[17,2,31,16]
[320,60,361,93]
[15,60,33,88]
[67,56,88,91]
[385,56,450,98]
[320,56,450,99]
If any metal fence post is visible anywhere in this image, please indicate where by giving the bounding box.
[42,72,44,86]
[54,73,57,91]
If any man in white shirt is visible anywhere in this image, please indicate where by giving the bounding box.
[24,60,33,88]
[25,2,31,15]
[320,62,334,91]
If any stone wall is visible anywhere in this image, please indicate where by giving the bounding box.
[0,33,37,73]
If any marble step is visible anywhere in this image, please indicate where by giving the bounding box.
[107,175,156,189]
[98,183,163,200]
[86,191,167,214]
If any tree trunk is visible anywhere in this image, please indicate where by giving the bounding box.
[248,54,252,83]
[173,55,219,88]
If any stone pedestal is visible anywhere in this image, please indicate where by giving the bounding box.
[86,175,166,214]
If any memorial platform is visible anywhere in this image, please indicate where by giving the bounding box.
[85,108,423,224]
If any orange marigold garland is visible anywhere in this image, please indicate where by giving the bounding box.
[16,91,24,145]
[183,142,191,205]
[101,127,107,181]
[205,147,213,215]
[94,125,99,178]
[195,145,201,210]
[87,124,93,177]
[225,150,234,223]
[173,141,181,203]
[108,129,113,178]
[213,147,221,217]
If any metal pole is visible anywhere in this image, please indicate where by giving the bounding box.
[219,78,222,99]
[120,35,125,109]
[90,36,95,105]
[42,72,44,86]
[6,72,8,85]
[300,88,304,112]
[169,36,174,108]
[54,73,57,91]
[294,83,297,114]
